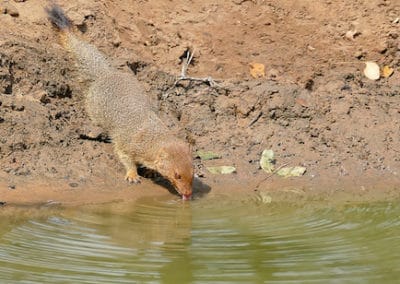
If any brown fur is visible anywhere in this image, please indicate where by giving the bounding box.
[46,5,194,199]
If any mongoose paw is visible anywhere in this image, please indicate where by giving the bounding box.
[125,170,141,184]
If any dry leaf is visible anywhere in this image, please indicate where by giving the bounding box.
[363,61,380,80]
[249,62,265,78]
[260,149,275,173]
[207,166,236,174]
[196,150,221,160]
[276,166,306,177]
[258,192,272,204]
[382,66,394,78]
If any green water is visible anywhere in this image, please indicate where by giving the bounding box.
[1,193,400,283]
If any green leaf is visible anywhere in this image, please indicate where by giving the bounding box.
[260,149,275,173]
[207,166,236,174]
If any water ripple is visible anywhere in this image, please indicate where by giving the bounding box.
[1,196,400,283]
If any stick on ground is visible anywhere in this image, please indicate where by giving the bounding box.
[174,49,220,87]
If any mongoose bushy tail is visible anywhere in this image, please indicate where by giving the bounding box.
[46,5,111,79]
[46,5,194,200]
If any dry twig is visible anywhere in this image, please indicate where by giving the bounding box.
[254,163,289,190]
[174,49,220,87]
[248,111,263,127]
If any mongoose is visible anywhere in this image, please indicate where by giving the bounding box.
[46,5,193,200]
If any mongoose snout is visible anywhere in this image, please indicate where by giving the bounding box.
[46,5,194,200]
[154,142,193,200]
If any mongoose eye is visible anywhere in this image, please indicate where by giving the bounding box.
[174,172,181,180]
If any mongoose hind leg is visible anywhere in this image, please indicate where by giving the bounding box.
[115,147,141,184]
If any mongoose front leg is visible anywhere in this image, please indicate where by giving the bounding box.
[125,168,141,184]
[115,148,141,184]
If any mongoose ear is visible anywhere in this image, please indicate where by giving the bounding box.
[174,172,182,180]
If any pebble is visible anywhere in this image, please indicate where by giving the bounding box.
[39,93,51,104]
[68,11,85,26]
[4,4,19,17]
[354,50,365,59]
[68,9,95,27]
[69,182,79,188]
[112,35,121,47]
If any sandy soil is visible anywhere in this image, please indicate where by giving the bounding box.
[0,0,399,205]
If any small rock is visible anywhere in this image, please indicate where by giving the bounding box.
[69,182,79,188]
[354,50,365,59]
[68,11,85,26]
[5,4,19,17]
[13,0,26,2]
[10,142,26,151]
[345,30,360,40]
[81,9,94,18]
[112,35,121,47]
[304,79,314,91]
[87,125,105,138]
[388,32,398,39]
[376,42,388,54]
[363,61,380,80]
[0,201,6,207]
[11,103,24,111]
[39,93,51,104]
[8,184,16,190]
[45,82,72,98]
[295,98,310,107]
[232,0,248,4]
[267,68,279,79]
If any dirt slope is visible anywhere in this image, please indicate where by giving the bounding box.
[0,0,399,203]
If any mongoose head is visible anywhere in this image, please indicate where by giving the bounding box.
[156,141,194,200]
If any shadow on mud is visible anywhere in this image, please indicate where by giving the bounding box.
[137,167,211,199]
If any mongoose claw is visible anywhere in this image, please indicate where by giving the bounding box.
[125,170,141,184]
[126,176,141,184]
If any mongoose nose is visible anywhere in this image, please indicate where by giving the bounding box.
[182,194,192,201]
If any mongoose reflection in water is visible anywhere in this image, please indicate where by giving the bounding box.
[46,5,193,200]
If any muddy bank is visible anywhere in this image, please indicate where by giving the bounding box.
[0,0,399,205]
[1,174,400,207]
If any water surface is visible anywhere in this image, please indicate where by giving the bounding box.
[1,193,400,283]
